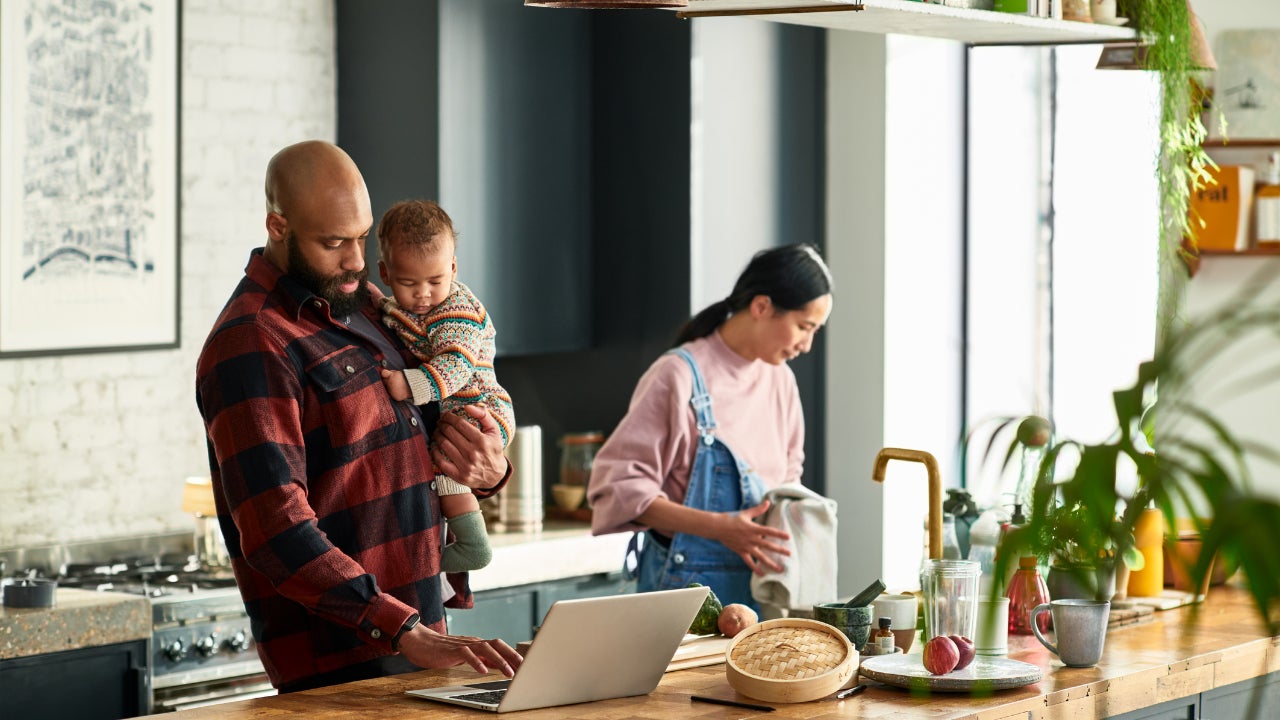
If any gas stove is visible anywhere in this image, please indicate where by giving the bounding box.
[3,540,273,711]
[54,555,239,597]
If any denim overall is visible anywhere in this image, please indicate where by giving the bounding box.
[628,347,766,612]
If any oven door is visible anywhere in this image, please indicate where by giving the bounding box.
[152,671,275,711]
[152,659,275,712]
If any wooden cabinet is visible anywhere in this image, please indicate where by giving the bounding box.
[0,639,149,720]
[446,571,634,646]
[1107,670,1280,720]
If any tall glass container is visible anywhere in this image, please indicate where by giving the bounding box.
[920,559,981,641]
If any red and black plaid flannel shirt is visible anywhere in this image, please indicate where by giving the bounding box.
[196,249,506,688]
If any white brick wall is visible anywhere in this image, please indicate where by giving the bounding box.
[0,0,337,548]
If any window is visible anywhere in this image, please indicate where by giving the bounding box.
[964,44,1159,508]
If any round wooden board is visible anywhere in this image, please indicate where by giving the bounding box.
[858,653,1042,692]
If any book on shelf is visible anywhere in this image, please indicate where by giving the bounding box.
[1187,164,1255,252]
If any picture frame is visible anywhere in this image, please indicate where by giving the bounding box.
[1210,30,1280,141]
[0,0,180,357]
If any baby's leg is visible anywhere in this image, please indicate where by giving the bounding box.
[437,475,493,573]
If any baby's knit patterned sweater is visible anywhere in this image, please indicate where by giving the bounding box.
[380,281,515,447]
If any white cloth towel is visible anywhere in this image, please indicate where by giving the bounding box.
[750,484,838,611]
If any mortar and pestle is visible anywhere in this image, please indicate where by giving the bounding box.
[812,579,884,650]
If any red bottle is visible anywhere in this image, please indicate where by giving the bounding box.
[1006,556,1051,635]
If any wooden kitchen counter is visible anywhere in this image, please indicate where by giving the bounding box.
[172,585,1280,720]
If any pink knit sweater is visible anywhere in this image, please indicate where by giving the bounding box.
[587,331,805,536]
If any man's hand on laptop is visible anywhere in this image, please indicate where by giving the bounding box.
[400,626,524,677]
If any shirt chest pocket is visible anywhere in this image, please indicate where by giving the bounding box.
[304,346,399,449]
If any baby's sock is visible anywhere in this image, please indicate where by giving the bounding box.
[442,509,493,573]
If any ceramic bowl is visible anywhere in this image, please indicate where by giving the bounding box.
[812,602,873,650]
[550,483,586,510]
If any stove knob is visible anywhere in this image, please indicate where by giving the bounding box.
[224,630,251,653]
[164,639,187,662]
[195,633,220,657]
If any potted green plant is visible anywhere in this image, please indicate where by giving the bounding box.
[993,276,1280,634]
[1034,499,1145,602]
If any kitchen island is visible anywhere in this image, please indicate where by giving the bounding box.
[168,585,1279,720]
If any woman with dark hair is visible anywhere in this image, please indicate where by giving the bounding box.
[587,244,834,609]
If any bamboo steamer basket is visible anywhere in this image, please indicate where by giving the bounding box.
[724,618,859,703]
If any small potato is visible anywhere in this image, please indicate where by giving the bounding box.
[717,604,759,638]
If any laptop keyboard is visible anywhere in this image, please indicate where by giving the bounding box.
[451,689,507,706]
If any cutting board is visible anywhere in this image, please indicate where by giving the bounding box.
[666,634,731,672]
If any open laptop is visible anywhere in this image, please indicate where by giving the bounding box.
[405,585,709,713]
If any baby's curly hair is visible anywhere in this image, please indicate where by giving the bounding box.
[377,200,456,265]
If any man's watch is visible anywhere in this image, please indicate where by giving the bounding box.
[392,612,421,652]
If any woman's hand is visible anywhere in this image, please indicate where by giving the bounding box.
[431,405,507,490]
[712,500,792,575]
[398,625,524,677]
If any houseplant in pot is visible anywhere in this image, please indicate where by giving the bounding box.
[993,276,1280,634]
[1038,499,1145,602]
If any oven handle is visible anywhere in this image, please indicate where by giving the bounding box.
[154,679,276,712]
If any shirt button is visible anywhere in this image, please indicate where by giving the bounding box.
[430,481,437,491]
[410,417,419,427]
[371,629,382,639]
[673,552,686,565]
[381,360,388,368]
[313,300,322,308]
[346,365,355,374]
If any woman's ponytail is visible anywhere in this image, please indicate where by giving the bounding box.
[673,299,732,346]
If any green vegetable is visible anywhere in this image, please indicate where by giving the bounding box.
[686,583,723,635]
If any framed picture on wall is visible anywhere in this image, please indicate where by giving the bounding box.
[0,0,180,357]
[1210,30,1280,141]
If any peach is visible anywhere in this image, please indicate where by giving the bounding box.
[717,604,759,638]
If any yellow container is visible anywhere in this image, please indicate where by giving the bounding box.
[1126,508,1165,597]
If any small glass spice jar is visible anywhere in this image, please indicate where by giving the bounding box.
[558,432,604,487]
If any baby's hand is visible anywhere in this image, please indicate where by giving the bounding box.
[380,369,412,402]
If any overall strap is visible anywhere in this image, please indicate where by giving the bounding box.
[667,348,717,445]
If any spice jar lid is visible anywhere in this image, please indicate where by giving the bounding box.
[560,432,604,445]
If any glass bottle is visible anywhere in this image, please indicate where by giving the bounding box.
[1006,556,1050,635]
[874,617,895,655]
[941,513,963,560]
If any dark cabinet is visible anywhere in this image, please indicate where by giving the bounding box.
[0,640,149,720]
[1107,670,1280,720]
[1202,670,1280,719]
[445,572,634,646]
[337,0,592,356]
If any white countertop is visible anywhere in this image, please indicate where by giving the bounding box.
[469,522,632,591]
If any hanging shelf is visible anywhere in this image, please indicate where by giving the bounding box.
[677,0,1139,46]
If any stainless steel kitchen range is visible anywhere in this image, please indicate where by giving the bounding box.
[0,534,273,714]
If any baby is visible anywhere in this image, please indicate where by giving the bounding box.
[376,199,515,573]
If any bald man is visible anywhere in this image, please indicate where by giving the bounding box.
[196,141,522,692]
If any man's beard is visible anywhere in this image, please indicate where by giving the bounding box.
[286,233,370,317]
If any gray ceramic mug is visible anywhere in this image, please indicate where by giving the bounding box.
[1031,599,1110,667]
